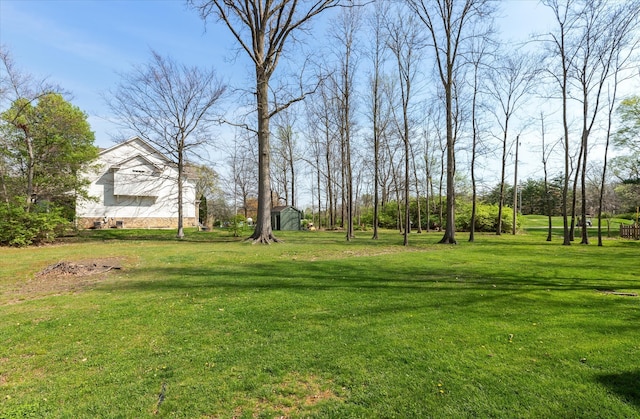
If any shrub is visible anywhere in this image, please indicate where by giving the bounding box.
[0,198,70,247]
[358,199,520,233]
[228,214,247,237]
[617,212,638,222]
[455,201,519,233]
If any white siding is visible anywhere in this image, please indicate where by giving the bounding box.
[76,137,196,222]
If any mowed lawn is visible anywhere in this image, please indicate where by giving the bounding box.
[1,228,639,418]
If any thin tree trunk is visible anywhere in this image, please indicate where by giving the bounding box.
[413,147,422,234]
[316,154,322,230]
[496,114,511,236]
[372,134,380,239]
[176,141,185,239]
[512,136,519,235]
[599,75,619,246]
[569,145,583,241]
[22,127,35,211]
[325,135,334,230]
[580,128,589,244]
[541,112,553,242]
[469,97,478,242]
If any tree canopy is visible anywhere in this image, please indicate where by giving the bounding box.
[612,95,640,190]
[1,92,97,211]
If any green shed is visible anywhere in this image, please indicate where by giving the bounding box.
[271,205,303,231]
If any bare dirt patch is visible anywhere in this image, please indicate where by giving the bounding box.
[36,260,121,277]
[5,258,124,304]
[224,373,344,418]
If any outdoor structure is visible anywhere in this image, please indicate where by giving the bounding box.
[76,136,197,229]
[620,224,640,239]
[271,205,303,231]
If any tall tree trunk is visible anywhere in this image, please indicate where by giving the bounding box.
[512,136,519,235]
[569,144,582,241]
[316,154,322,229]
[372,127,380,239]
[404,130,410,245]
[439,76,457,244]
[22,127,35,211]
[599,76,619,246]
[176,141,185,239]
[425,154,431,233]
[497,127,508,235]
[250,71,278,243]
[541,112,553,242]
[469,96,478,242]
[412,146,422,234]
[580,128,589,244]
[438,149,444,231]
[325,134,334,230]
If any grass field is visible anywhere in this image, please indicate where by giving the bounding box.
[1,226,639,418]
[521,214,634,233]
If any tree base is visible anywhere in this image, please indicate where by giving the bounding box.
[247,232,282,244]
[438,235,457,245]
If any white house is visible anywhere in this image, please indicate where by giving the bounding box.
[76,137,197,229]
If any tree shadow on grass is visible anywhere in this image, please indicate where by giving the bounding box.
[97,256,637,303]
[597,370,640,409]
[88,253,640,336]
[72,228,244,243]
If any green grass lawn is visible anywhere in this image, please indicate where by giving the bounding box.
[522,214,634,233]
[1,228,639,418]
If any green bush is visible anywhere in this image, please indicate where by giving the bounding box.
[359,199,520,232]
[455,201,519,233]
[358,205,399,230]
[0,199,70,247]
[228,214,247,237]
[617,212,639,222]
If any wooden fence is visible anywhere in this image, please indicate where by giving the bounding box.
[620,225,640,239]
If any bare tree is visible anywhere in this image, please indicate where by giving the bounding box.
[597,48,637,245]
[571,0,640,245]
[189,0,340,243]
[226,130,258,221]
[408,0,495,244]
[385,6,423,245]
[107,51,226,239]
[487,51,537,235]
[539,112,559,242]
[365,1,390,240]
[410,141,424,234]
[272,109,299,207]
[314,76,339,230]
[466,37,492,242]
[328,6,361,241]
[303,104,325,228]
[541,0,582,245]
[421,103,444,232]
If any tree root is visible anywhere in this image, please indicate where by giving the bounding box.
[438,237,458,245]
[247,233,283,244]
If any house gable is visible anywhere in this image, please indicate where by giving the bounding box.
[99,136,171,165]
[76,136,197,229]
[112,155,163,197]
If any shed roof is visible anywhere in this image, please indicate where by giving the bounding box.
[271,205,302,213]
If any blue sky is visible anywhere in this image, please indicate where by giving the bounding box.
[1,0,245,148]
[1,0,556,149]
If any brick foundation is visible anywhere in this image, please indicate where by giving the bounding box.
[77,217,197,230]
